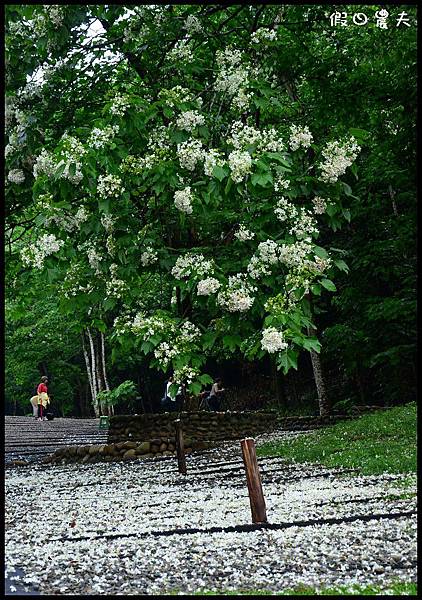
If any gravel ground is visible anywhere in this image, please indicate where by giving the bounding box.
[5,432,417,595]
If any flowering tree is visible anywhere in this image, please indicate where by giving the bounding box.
[5,5,362,415]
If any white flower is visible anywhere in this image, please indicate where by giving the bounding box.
[158,86,193,108]
[228,150,252,183]
[217,274,256,312]
[215,47,250,109]
[168,40,193,62]
[172,254,213,280]
[184,14,203,34]
[174,187,193,214]
[176,110,205,132]
[109,94,130,117]
[141,247,158,267]
[251,28,278,44]
[7,169,25,184]
[101,214,115,232]
[97,174,125,199]
[21,233,64,269]
[234,224,255,241]
[197,277,221,296]
[278,240,313,269]
[273,175,290,192]
[288,208,319,241]
[261,327,288,353]
[289,125,313,151]
[86,245,103,274]
[204,149,226,177]
[88,125,119,149]
[177,139,204,171]
[319,137,361,183]
[33,149,56,178]
[248,240,280,279]
[274,197,298,222]
[312,196,327,214]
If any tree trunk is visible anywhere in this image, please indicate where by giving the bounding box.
[87,327,100,417]
[308,344,330,417]
[82,332,97,417]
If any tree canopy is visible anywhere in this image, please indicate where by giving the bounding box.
[5,5,417,415]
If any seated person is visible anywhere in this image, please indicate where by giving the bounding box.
[204,377,225,411]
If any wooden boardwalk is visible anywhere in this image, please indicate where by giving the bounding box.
[5,416,108,465]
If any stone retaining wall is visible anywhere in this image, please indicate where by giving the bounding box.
[45,406,386,466]
[107,411,357,445]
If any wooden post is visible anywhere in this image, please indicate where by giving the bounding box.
[240,438,267,524]
[174,419,187,475]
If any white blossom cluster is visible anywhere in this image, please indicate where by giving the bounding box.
[234,224,255,241]
[261,327,288,353]
[43,206,89,233]
[274,196,298,222]
[176,110,205,132]
[278,240,313,269]
[173,364,200,385]
[217,274,257,312]
[21,234,64,269]
[140,247,158,267]
[120,154,158,175]
[318,137,361,183]
[158,86,193,108]
[247,239,280,279]
[289,208,319,241]
[203,149,226,177]
[171,253,213,280]
[109,94,131,117]
[174,186,194,214]
[177,139,204,171]
[285,272,311,295]
[274,174,290,191]
[312,196,327,214]
[251,27,278,44]
[168,40,193,62]
[88,125,119,150]
[33,149,57,178]
[43,5,65,28]
[52,133,87,185]
[197,277,221,296]
[97,174,125,199]
[289,125,313,151]
[228,150,252,183]
[215,47,251,110]
[184,14,203,34]
[100,214,115,232]
[147,126,171,154]
[114,312,201,370]
[227,121,284,155]
[105,264,127,299]
[7,169,25,184]
[305,255,332,274]
[86,244,104,275]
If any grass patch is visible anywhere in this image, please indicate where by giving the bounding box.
[168,581,417,595]
[257,402,416,475]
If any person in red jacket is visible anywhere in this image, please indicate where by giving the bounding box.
[36,376,50,421]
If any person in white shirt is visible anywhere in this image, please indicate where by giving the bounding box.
[161,375,183,412]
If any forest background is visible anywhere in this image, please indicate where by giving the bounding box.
[4,5,416,417]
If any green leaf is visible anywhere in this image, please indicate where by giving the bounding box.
[212,165,228,181]
[313,245,328,259]
[103,297,116,311]
[320,278,337,292]
[334,259,349,273]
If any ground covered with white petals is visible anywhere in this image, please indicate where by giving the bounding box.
[5,433,417,595]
